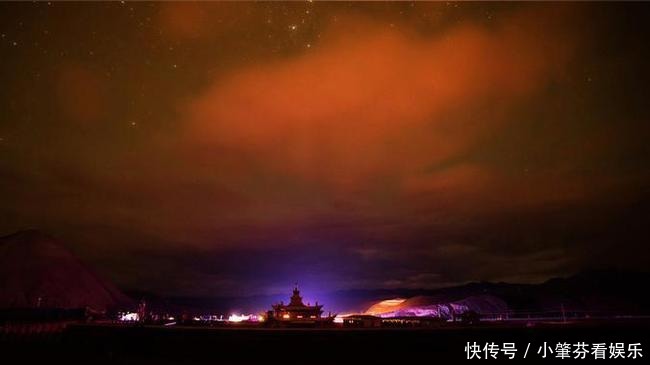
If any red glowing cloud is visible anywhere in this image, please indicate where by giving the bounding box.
[185,8,576,193]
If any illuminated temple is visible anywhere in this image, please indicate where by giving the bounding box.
[267,285,333,327]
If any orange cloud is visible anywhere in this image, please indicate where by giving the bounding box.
[185,7,577,193]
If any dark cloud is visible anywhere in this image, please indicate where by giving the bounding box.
[0,2,649,297]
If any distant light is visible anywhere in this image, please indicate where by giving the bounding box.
[366,298,407,315]
[282,314,290,319]
[119,312,139,321]
[379,299,406,306]
[228,314,251,323]
[297,315,303,319]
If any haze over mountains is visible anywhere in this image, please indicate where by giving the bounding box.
[1,230,648,317]
[175,269,650,315]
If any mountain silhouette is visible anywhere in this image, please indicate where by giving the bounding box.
[0,230,131,311]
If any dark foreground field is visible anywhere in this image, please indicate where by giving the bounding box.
[2,320,649,364]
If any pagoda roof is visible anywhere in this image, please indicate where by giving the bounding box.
[273,303,323,311]
[272,285,324,312]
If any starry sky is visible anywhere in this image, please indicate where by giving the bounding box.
[1,1,649,298]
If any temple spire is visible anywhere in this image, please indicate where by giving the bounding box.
[290,283,304,306]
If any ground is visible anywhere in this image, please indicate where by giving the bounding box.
[2,320,648,363]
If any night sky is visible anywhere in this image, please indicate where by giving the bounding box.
[1,2,649,298]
